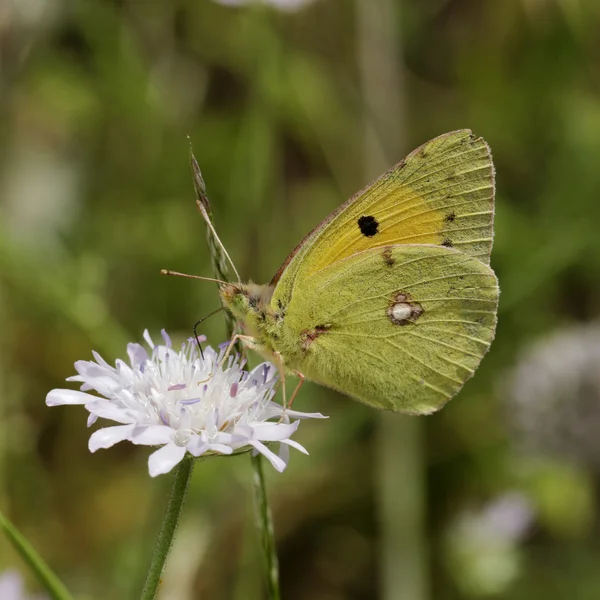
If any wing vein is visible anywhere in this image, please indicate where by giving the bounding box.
[385,338,464,385]
[402,331,483,360]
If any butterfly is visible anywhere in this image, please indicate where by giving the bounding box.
[208,130,498,414]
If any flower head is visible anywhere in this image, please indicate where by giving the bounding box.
[0,570,47,600]
[213,0,316,12]
[47,330,326,476]
[444,493,534,596]
[504,323,600,468]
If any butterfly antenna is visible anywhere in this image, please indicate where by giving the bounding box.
[160,270,228,286]
[192,306,226,360]
[195,199,241,282]
[189,145,241,282]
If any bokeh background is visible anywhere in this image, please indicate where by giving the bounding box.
[2,0,600,598]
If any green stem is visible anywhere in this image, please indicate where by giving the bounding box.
[191,126,282,599]
[251,453,281,600]
[377,416,427,600]
[140,456,195,600]
[0,509,74,600]
[356,0,429,598]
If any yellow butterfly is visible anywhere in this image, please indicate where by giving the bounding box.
[214,130,498,414]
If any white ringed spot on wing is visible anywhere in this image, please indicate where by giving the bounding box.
[387,292,424,326]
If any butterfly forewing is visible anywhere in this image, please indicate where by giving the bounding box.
[271,130,494,308]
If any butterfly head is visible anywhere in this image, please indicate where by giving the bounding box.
[219,282,274,328]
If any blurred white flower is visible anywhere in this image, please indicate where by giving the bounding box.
[47,330,326,476]
[0,570,47,600]
[504,324,600,468]
[213,0,316,12]
[445,493,535,596]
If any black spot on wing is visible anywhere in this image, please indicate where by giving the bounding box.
[445,212,456,223]
[442,238,453,248]
[358,215,379,237]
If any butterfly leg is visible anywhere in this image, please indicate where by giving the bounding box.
[217,333,256,371]
[272,355,305,414]
[272,351,288,409]
[287,371,306,410]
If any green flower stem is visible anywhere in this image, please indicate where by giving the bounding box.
[140,456,195,600]
[356,0,429,599]
[0,509,74,600]
[190,30,282,587]
[251,453,281,600]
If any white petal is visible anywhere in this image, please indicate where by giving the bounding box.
[161,329,172,347]
[127,343,149,368]
[205,443,233,455]
[148,444,187,477]
[0,570,24,597]
[89,425,136,451]
[280,438,309,454]
[212,431,247,445]
[263,404,328,420]
[74,361,122,396]
[248,362,277,384]
[249,440,286,472]
[91,350,113,370]
[46,389,95,406]
[87,413,99,427]
[143,329,155,348]
[278,441,290,465]
[234,424,253,438]
[85,400,136,424]
[154,345,173,363]
[188,440,209,457]
[129,425,174,446]
[251,421,299,441]
[285,410,328,419]
[115,359,135,382]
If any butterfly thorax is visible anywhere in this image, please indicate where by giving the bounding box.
[219,282,281,360]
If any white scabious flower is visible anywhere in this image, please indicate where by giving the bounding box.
[46,330,326,477]
[504,323,600,468]
[213,0,317,12]
[0,570,47,600]
[444,493,534,596]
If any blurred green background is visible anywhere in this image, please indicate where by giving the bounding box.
[2,0,600,598]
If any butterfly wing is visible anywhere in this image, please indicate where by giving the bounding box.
[274,245,498,414]
[271,130,494,308]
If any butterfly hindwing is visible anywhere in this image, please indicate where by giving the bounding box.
[275,244,498,414]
